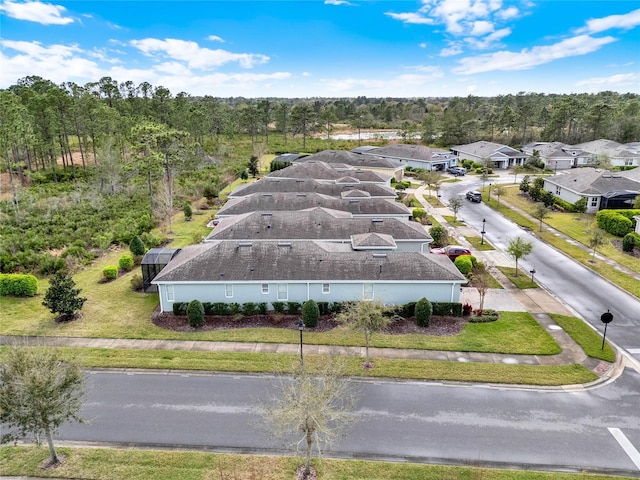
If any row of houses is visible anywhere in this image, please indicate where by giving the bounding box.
[151,146,467,313]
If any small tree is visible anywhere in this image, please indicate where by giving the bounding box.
[240,169,249,181]
[129,235,146,257]
[0,346,85,465]
[532,204,550,232]
[42,271,87,321]
[302,299,319,328]
[336,301,391,368]
[506,236,533,277]
[492,185,505,206]
[183,203,193,221]
[519,175,531,193]
[262,360,359,479]
[248,155,259,177]
[447,197,463,222]
[512,165,524,184]
[429,225,449,247]
[187,299,205,328]
[415,297,433,327]
[588,229,608,261]
[472,263,490,313]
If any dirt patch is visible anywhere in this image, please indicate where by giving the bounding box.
[152,311,467,336]
[610,239,640,259]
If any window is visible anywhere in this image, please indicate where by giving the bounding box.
[363,283,374,301]
[225,284,233,298]
[277,283,288,301]
[166,285,174,302]
[322,283,330,294]
[555,186,561,195]
[261,283,269,294]
[591,197,598,207]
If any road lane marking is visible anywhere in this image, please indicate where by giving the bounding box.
[628,349,640,354]
[609,427,640,470]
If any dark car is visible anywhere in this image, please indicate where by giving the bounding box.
[447,166,467,176]
[430,245,472,261]
[466,190,482,202]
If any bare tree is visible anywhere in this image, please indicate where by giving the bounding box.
[472,263,490,313]
[532,204,550,232]
[588,229,608,261]
[0,346,85,466]
[336,300,391,368]
[447,197,463,223]
[262,360,360,479]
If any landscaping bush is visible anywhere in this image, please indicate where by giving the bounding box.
[317,301,330,315]
[412,208,427,222]
[302,299,320,328]
[203,302,215,315]
[187,299,205,328]
[172,302,188,316]
[118,254,134,272]
[129,235,146,256]
[622,233,636,252]
[330,302,344,313]
[429,225,449,247]
[258,302,268,315]
[0,273,38,297]
[462,302,473,316]
[415,297,433,327]
[102,265,118,281]
[229,302,241,315]
[454,255,473,275]
[432,302,463,317]
[242,302,257,316]
[596,210,633,236]
[183,203,193,221]
[130,274,143,291]
[212,302,229,315]
[402,302,417,318]
[140,231,162,249]
[272,301,285,314]
[286,301,302,315]
[469,309,500,323]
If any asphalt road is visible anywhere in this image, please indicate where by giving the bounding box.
[441,177,640,362]
[59,369,640,475]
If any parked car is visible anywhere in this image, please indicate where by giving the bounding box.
[448,166,466,176]
[430,245,472,261]
[466,190,482,202]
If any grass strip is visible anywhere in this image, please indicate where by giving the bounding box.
[1,446,633,480]
[442,215,465,226]
[548,313,616,362]
[465,236,495,251]
[0,346,593,385]
[497,266,539,289]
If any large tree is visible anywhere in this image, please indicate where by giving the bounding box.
[336,300,391,368]
[0,346,85,465]
[262,360,359,479]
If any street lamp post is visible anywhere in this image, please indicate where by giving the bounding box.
[481,218,486,245]
[298,319,305,366]
[488,183,493,201]
[600,310,614,350]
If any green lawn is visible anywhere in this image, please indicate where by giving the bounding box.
[465,236,496,251]
[2,446,632,480]
[549,313,616,362]
[497,266,539,289]
[442,215,465,226]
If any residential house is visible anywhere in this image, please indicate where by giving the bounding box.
[215,192,412,220]
[152,240,466,313]
[572,139,640,168]
[268,160,392,187]
[450,141,528,169]
[293,150,404,180]
[356,143,459,172]
[229,177,397,199]
[542,167,640,213]
[521,142,590,171]
[205,207,433,252]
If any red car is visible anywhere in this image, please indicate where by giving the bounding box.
[430,245,472,261]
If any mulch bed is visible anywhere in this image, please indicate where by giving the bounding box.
[152,310,467,336]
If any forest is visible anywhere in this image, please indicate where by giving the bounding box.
[1,75,639,274]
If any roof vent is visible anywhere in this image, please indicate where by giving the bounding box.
[278,242,292,247]
[238,242,252,248]
[262,193,273,197]
[296,179,305,183]
[296,193,307,197]
[349,200,360,203]
[371,218,384,223]
[372,253,387,258]
[261,212,273,216]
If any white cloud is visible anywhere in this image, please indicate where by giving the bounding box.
[325,0,353,5]
[470,20,494,36]
[440,44,463,56]
[0,0,74,25]
[302,72,312,77]
[579,8,640,34]
[384,12,435,25]
[207,35,225,43]
[419,42,428,48]
[130,38,269,69]
[576,73,640,91]
[453,35,616,74]
[465,27,511,48]
[496,6,519,20]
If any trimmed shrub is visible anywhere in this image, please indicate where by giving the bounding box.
[183,203,193,221]
[243,302,257,316]
[469,309,500,323]
[0,273,38,297]
[462,302,473,316]
[330,302,344,313]
[272,301,285,314]
[623,233,637,252]
[412,208,427,222]
[286,301,301,315]
[402,302,417,318]
[212,302,229,315]
[317,301,330,316]
[258,302,268,315]
[432,302,463,317]
[129,235,146,256]
[203,302,215,315]
[102,265,118,280]
[302,299,320,328]
[454,255,473,275]
[119,254,134,272]
[229,302,241,315]
[597,210,633,237]
[415,297,433,327]
[429,225,449,247]
[130,274,143,291]
[172,302,188,316]
[187,299,205,328]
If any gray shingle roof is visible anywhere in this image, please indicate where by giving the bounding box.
[216,192,411,217]
[546,167,640,194]
[301,149,402,169]
[267,161,390,183]
[205,208,432,242]
[350,232,397,249]
[230,178,395,198]
[153,240,465,283]
[452,141,525,158]
[365,144,445,161]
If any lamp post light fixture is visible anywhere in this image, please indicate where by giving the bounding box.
[481,218,486,245]
[530,268,536,283]
[298,319,305,366]
[600,310,614,350]
[488,183,493,201]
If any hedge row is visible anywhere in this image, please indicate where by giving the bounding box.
[171,300,464,318]
[596,210,636,237]
[0,273,38,297]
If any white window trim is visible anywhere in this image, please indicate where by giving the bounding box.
[225,284,233,298]
[261,283,269,294]
[322,283,330,294]
[166,285,174,302]
[363,283,374,301]
[277,283,288,301]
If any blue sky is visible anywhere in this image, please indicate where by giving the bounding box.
[1,0,639,97]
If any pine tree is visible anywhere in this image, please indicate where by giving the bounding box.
[42,271,87,321]
[129,235,146,256]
